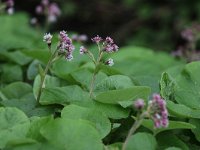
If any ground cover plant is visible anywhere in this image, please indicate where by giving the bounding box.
[1,1,200,150]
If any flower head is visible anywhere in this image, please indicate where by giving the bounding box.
[43,33,53,44]
[6,0,14,7]
[91,35,103,43]
[65,53,73,61]
[105,58,114,66]
[58,30,75,60]
[80,46,87,54]
[36,5,43,14]
[6,0,14,15]
[41,0,49,6]
[72,34,88,42]
[148,94,168,128]
[48,3,61,23]
[105,37,114,44]
[134,99,145,110]
[181,28,194,42]
[103,37,119,53]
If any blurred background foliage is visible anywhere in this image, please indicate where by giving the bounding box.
[14,0,200,51]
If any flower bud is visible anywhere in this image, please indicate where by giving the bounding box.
[134,99,145,110]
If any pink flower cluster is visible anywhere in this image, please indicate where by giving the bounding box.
[79,35,119,67]
[6,0,14,15]
[36,0,61,23]
[148,94,169,129]
[91,35,119,53]
[104,37,119,53]
[58,31,75,61]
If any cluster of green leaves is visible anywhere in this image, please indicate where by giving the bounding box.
[0,13,200,150]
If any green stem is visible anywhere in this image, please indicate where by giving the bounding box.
[122,112,147,150]
[89,71,96,98]
[89,50,103,98]
[36,49,57,105]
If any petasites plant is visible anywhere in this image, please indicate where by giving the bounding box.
[1,14,199,149]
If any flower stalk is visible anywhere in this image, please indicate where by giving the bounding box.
[80,35,119,98]
[36,48,57,105]
[36,31,75,105]
[122,112,147,150]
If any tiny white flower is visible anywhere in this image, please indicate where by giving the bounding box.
[43,33,53,44]
[7,7,14,15]
[106,58,114,66]
[79,46,87,55]
[65,53,73,61]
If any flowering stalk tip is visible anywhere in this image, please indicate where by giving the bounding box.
[134,99,145,110]
[43,33,53,46]
[105,58,114,66]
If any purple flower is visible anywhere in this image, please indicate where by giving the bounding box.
[72,34,88,42]
[7,7,14,15]
[36,5,43,14]
[6,0,14,15]
[79,34,88,42]
[6,0,14,7]
[103,37,119,53]
[91,35,103,43]
[43,33,53,44]
[41,0,49,6]
[65,53,73,61]
[148,94,169,128]
[181,28,194,42]
[134,99,145,110]
[105,58,114,66]
[105,37,114,44]
[48,3,61,23]
[112,44,119,52]
[80,46,87,54]
[58,31,75,60]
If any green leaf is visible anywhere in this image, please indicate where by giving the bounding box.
[22,50,50,64]
[0,107,30,149]
[140,119,195,135]
[4,139,59,150]
[61,104,111,138]
[40,85,90,105]
[107,142,122,150]
[27,60,40,80]
[0,13,41,50]
[126,132,157,150]
[160,72,176,101]
[167,101,200,119]
[156,132,189,150]
[89,101,130,119]
[27,116,53,142]
[95,86,151,106]
[133,75,160,94]
[99,64,122,75]
[40,118,103,150]
[0,51,32,65]
[71,69,107,90]
[1,64,23,83]
[1,82,32,99]
[173,62,200,109]
[0,93,54,117]
[189,119,200,142]
[51,59,79,80]
[95,75,135,92]
[165,147,182,150]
